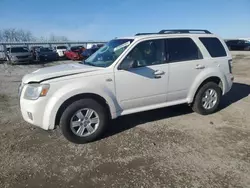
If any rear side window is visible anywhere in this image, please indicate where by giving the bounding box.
[199,37,227,57]
[166,38,202,62]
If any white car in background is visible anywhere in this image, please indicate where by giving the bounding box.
[0,50,6,61]
[54,45,68,57]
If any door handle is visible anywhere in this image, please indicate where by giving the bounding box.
[153,70,165,79]
[195,64,205,69]
[154,70,165,75]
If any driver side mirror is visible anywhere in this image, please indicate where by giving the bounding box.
[118,59,135,70]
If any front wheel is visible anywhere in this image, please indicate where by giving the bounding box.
[191,82,222,115]
[60,99,108,144]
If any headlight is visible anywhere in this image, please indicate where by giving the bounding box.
[24,84,50,100]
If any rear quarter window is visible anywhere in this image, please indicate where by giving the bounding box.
[199,37,227,58]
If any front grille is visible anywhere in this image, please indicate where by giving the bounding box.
[17,55,29,59]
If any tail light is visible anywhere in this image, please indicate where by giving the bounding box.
[228,59,233,73]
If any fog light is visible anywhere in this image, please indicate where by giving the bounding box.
[27,112,33,120]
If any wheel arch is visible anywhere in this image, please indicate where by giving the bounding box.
[55,93,112,127]
[187,75,224,104]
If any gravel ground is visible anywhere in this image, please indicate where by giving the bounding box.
[0,53,250,188]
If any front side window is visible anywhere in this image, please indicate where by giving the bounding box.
[166,38,202,62]
[120,39,165,69]
[83,39,133,67]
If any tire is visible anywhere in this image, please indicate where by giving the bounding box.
[191,82,222,115]
[60,98,108,144]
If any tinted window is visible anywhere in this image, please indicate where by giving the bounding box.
[40,47,53,52]
[8,47,29,53]
[121,39,165,68]
[226,41,235,45]
[199,37,227,57]
[71,46,83,51]
[166,38,202,62]
[57,46,67,49]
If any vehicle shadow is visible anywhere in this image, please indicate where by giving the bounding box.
[101,82,250,140]
[220,82,250,110]
[102,104,193,140]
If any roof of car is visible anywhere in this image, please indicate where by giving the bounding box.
[118,33,216,40]
[116,29,215,40]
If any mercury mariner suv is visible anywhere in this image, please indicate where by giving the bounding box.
[19,29,234,144]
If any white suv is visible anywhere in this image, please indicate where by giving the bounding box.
[19,29,234,144]
[54,45,68,57]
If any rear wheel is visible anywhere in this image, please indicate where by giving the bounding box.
[60,98,108,144]
[192,82,222,115]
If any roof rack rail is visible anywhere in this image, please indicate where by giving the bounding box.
[135,33,158,36]
[159,29,211,34]
[135,29,212,36]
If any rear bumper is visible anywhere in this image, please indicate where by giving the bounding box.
[224,73,234,94]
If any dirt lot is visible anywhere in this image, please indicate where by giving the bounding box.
[0,53,250,188]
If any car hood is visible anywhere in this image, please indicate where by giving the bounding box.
[22,63,102,83]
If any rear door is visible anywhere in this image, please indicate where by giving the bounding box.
[166,37,204,102]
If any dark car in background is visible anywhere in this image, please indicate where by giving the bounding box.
[226,40,250,51]
[30,46,43,60]
[35,47,59,62]
[80,47,101,60]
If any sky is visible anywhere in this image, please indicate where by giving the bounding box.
[0,0,249,41]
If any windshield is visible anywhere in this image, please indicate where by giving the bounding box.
[83,39,133,67]
[8,47,29,53]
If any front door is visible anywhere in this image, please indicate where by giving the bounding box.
[114,39,169,111]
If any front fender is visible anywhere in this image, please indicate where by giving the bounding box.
[187,68,227,103]
[43,81,120,129]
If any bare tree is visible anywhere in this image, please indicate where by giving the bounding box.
[0,28,69,42]
[49,34,69,42]
[0,28,35,42]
